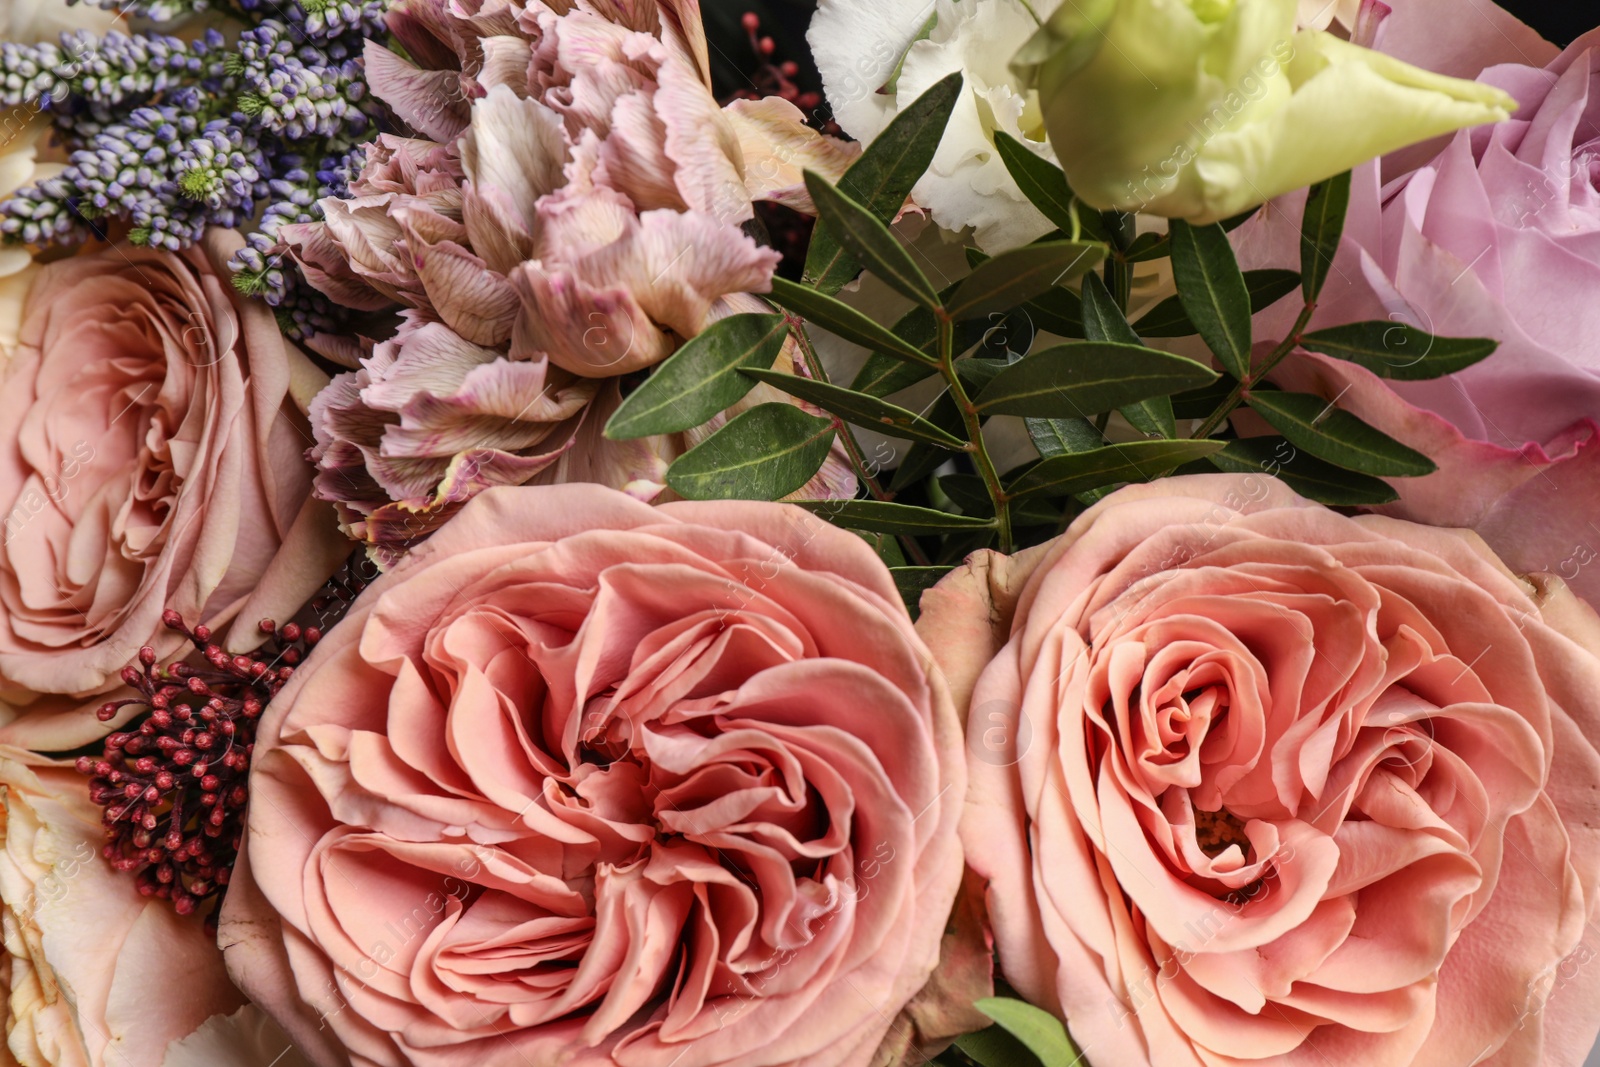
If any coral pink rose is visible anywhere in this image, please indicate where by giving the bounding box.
[1232,13,1600,607]
[923,474,1600,1065]
[0,231,345,717]
[220,484,973,1067]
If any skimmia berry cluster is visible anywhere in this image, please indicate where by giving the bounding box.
[0,0,385,336]
[77,558,372,925]
[76,612,313,927]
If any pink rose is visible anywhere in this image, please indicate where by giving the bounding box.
[0,231,344,719]
[220,484,972,1067]
[1233,12,1600,606]
[924,474,1600,1065]
[0,743,249,1066]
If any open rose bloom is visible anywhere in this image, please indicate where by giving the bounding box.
[221,485,974,1067]
[924,475,1600,1065]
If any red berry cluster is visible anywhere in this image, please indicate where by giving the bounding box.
[728,11,830,131]
[75,612,320,929]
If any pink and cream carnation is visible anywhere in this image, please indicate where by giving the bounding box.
[286,0,858,551]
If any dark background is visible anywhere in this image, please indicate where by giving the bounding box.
[701,0,1592,95]
[1495,0,1591,45]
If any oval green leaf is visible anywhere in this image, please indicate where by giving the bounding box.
[1008,439,1227,499]
[766,276,934,366]
[805,171,940,309]
[946,240,1105,322]
[1132,269,1301,338]
[1080,273,1175,438]
[741,367,966,448]
[797,499,994,534]
[974,342,1219,419]
[1301,171,1352,304]
[605,313,788,439]
[1170,219,1252,380]
[1209,436,1399,506]
[665,403,835,500]
[803,72,964,296]
[992,130,1104,241]
[1299,321,1497,381]
[975,998,1083,1067]
[1245,390,1436,476]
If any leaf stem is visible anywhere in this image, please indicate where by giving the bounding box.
[787,313,931,566]
[939,313,1013,553]
[1191,300,1317,440]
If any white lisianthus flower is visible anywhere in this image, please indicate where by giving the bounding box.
[809,0,1067,253]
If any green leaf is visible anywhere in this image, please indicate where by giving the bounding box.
[1245,390,1436,476]
[890,566,949,613]
[855,529,908,568]
[806,170,940,309]
[974,342,1219,419]
[992,130,1096,239]
[852,353,936,398]
[1026,416,1103,458]
[1170,219,1252,380]
[1008,440,1228,499]
[605,313,788,439]
[956,1025,1047,1067]
[1299,322,1498,381]
[945,240,1105,322]
[1209,437,1399,506]
[803,72,963,296]
[1022,286,1085,337]
[890,441,954,491]
[1131,269,1301,338]
[975,998,1084,1067]
[1301,170,1352,304]
[765,277,934,366]
[1170,375,1239,421]
[1080,273,1175,438]
[665,404,835,500]
[797,499,994,534]
[940,474,1063,525]
[1124,232,1170,262]
[740,367,967,448]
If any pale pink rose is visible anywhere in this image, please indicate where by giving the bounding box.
[220,484,973,1067]
[924,474,1600,1066]
[286,0,857,550]
[0,743,249,1066]
[0,231,344,715]
[1232,12,1600,607]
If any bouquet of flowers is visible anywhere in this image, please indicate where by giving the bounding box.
[0,0,1597,1063]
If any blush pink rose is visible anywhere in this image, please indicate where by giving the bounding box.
[0,231,346,716]
[923,474,1600,1066]
[1233,12,1600,607]
[220,484,973,1067]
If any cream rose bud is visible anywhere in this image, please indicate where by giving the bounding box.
[1019,0,1516,222]
[0,231,346,721]
[0,744,251,1066]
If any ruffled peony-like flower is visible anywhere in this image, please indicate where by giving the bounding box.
[0,231,344,713]
[923,474,1600,1065]
[221,484,975,1067]
[286,0,857,551]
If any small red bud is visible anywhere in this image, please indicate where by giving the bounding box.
[280,623,301,643]
[258,618,276,635]
[758,36,775,55]
[138,646,157,666]
[741,11,759,31]
[120,666,142,687]
[161,609,185,629]
[192,625,211,642]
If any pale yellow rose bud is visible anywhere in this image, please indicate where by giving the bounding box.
[1017,0,1516,222]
